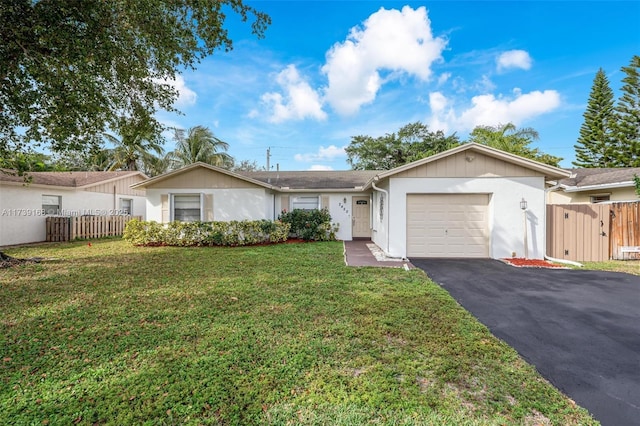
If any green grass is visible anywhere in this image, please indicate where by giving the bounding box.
[1,239,597,425]
[582,259,640,275]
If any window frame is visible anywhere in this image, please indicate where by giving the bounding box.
[291,195,320,211]
[119,198,133,215]
[590,194,611,204]
[42,195,62,215]
[171,193,203,222]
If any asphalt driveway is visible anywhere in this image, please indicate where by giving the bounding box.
[411,258,640,426]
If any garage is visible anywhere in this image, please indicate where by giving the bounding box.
[407,194,490,258]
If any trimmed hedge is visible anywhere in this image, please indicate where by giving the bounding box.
[278,208,338,241]
[123,219,290,247]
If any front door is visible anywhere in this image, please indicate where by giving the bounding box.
[352,196,371,238]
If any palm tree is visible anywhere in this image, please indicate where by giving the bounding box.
[103,116,165,171]
[468,123,562,166]
[168,126,233,168]
[139,151,173,177]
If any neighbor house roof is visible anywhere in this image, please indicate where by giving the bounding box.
[240,170,380,190]
[0,170,147,188]
[558,167,640,192]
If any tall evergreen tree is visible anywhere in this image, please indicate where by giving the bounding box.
[614,55,640,166]
[573,68,617,167]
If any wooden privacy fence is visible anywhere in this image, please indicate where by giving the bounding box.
[546,204,610,262]
[46,215,141,242]
[547,202,640,261]
[609,202,640,260]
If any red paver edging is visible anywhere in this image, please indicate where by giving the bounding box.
[500,258,569,269]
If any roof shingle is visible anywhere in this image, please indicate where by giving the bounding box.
[0,171,144,187]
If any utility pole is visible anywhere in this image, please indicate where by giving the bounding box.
[266,147,271,171]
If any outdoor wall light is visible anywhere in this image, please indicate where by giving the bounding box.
[520,198,528,210]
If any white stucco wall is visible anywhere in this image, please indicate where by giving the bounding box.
[386,176,547,259]
[371,181,390,254]
[145,188,270,222]
[0,184,146,246]
[326,193,357,241]
[275,192,357,241]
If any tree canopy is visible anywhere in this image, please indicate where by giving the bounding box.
[345,122,460,170]
[168,126,233,168]
[0,0,270,169]
[572,57,640,168]
[614,55,640,167]
[468,123,563,167]
[573,68,617,167]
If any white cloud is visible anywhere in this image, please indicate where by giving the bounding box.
[261,65,327,123]
[428,89,561,132]
[155,74,197,107]
[429,92,448,113]
[322,6,447,115]
[309,165,334,171]
[496,50,532,72]
[294,145,347,162]
[437,72,451,86]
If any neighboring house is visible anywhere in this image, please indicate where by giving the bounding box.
[133,143,570,260]
[0,171,147,246]
[548,168,640,204]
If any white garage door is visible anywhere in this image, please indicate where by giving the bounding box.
[407,194,489,258]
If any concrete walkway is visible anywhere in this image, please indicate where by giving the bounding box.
[343,240,412,268]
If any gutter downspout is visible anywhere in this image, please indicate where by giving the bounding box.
[371,179,390,255]
[544,182,583,267]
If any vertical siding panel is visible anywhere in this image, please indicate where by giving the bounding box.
[577,206,586,261]
[546,205,554,257]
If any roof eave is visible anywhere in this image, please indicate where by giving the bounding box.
[561,181,635,193]
[277,187,369,193]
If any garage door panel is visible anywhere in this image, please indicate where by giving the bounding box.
[407,194,489,258]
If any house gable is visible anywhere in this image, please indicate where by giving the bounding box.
[83,174,146,196]
[142,166,264,190]
[373,143,570,183]
[394,150,546,178]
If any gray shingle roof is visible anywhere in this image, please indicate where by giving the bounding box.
[560,168,640,188]
[0,171,143,187]
[239,170,381,190]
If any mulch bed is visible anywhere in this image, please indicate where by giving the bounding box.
[500,258,568,269]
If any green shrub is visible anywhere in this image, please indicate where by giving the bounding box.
[278,208,338,241]
[123,219,290,247]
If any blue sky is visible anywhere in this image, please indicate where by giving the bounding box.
[156,1,640,171]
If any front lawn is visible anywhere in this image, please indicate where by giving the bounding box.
[582,260,640,275]
[0,240,596,425]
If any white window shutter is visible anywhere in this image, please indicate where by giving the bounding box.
[321,195,329,210]
[281,195,289,213]
[204,194,214,221]
[161,194,169,223]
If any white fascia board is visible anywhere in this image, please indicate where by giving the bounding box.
[561,181,635,192]
[276,188,369,193]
